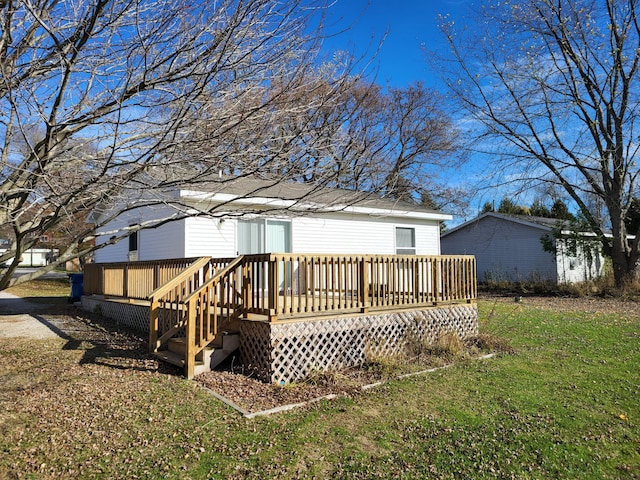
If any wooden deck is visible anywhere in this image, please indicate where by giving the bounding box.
[84,253,477,378]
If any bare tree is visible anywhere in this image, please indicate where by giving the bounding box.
[154,74,464,207]
[0,0,373,289]
[436,0,640,286]
[0,0,463,291]
[262,80,464,207]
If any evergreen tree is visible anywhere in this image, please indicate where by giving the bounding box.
[530,199,551,218]
[550,200,575,221]
[481,201,494,213]
[498,197,528,215]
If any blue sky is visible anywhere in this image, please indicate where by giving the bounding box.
[321,0,470,88]
[318,1,487,222]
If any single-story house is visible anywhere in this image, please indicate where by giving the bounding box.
[92,176,452,262]
[84,177,479,383]
[441,212,605,284]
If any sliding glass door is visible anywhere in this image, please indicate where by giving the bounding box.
[238,219,292,291]
[237,219,291,254]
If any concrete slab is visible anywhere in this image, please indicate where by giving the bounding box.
[0,314,61,339]
[0,291,62,339]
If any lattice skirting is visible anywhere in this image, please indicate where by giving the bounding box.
[240,304,478,384]
[81,296,150,332]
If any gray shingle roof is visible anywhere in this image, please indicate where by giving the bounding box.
[180,175,444,215]
[443,212,609,237]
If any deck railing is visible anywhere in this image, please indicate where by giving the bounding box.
[83,257,234,300]
[240,254,476,320]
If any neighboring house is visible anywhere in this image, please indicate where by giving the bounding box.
[441,212,605,284]
[1,236,58,267]
[0,247,59,267]
[91,176,452,263]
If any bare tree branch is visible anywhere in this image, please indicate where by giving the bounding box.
[435,0,640,286]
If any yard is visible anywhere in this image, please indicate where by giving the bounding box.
[0,284,638,479]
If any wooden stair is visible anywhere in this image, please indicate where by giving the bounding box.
[153,331,241,376]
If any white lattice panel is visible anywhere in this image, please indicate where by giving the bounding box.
[81,297,150,332]
[240,305,478,384]
[239,321,272,380]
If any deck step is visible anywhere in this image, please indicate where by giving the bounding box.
[152,350,203,367]
[153,350,188,367]
[157,332,241,375]
[167,337,188,355]
[153,350,210,376]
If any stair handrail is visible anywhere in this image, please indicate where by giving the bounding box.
[181,255,245,306]
[147,256,212,302]
[148,256,214,354]
[182,255,246,378]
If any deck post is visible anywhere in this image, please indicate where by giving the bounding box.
[268,256,278,322]
[432,258,440,305]
[123,264,129,298]
[203,259,212,283]
[185,297,197,379]
[153,264,160,291]
[149,296,159,353]
[242,261,250,317]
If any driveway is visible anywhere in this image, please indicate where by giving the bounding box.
[12,267,69,280]
[0,291,63,339]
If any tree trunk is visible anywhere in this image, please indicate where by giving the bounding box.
[610,243,640,288]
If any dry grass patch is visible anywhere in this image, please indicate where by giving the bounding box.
[197,330,513,414]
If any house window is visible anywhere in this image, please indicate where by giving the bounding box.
[128,230,138,252]
[238,219,291,254]
[396,227,416,255]
[128,224,138,261]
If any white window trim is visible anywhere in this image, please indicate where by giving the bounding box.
[237,218,292,254]
[395,226,416,255]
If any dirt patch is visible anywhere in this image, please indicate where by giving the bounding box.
[195,365,389,414]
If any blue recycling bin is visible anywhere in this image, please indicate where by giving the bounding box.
[68,273,84,302]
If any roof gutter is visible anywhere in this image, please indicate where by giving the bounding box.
[180,190,452,222]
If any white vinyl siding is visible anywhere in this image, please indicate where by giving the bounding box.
[94,210,141,263]
[139,220,185,260]
[94,206,185,262]
[184,216,235,258]
[555,238,604,283]
[95,204,444,261]
[291,214,441,255]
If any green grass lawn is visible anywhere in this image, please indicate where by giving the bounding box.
[1,297,638,479]
[5,277,70,304]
